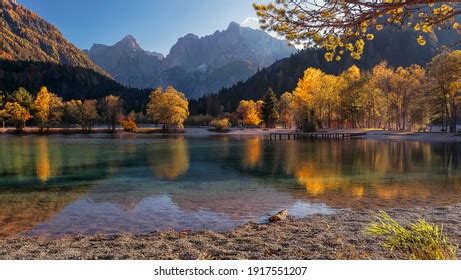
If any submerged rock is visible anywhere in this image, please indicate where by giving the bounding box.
[269,209,288,222]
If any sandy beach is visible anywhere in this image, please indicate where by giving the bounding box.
[1,205,460,260]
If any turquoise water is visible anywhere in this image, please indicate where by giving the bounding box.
[1,134,460,237]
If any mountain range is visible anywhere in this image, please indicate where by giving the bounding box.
[85,22,296,98]
[0,0,110,78]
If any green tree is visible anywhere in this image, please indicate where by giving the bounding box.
[10,87,33,109]
[261,87,279,128]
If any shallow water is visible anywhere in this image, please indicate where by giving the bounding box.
[1,134,460,237]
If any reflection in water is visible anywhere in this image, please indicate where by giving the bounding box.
[0,135,460,237]
[0,187,90,237]
[148,138,189,180]
[272,140,461,207]
[241,137,263,168]
[36,137,51,183]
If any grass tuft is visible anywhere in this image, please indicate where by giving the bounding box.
[366,211,457,260]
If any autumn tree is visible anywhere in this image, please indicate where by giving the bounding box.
[426,50,461,133]
[100,95,123,132]
[279,92,296,128]
[4,102,32,131]
[360,75,386,129]
[393,65,426,130]
[261,87,279,128]
[338,65,364,128]
[237,100,263,126]
[254,1,460,61]
[316,74,341,128]
[340,81,366,128]
[62,100,80,129]
[34,86,64,132]
[146,87,189,130]
[65,100,98,132]
[292,67,340,128]
[120,111,138,132]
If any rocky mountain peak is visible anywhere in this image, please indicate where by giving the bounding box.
[227,21,241,30]
[87,22,297,97]
[115,35,142,51]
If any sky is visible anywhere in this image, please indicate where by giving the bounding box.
[17,0,268,55]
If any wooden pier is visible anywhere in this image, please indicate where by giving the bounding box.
[269,132,367,140]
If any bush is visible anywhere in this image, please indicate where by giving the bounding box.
[366,211,457,260]
[120,112,138,132]
[210,118,231,131]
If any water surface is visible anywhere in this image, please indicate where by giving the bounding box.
[1,134,460,237]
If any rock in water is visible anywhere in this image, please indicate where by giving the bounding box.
[269,209,288,222]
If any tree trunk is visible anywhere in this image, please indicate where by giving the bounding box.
[450,102,457,133]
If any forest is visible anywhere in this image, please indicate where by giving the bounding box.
[1,50,460,133]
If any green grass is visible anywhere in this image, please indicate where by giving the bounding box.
[366,211,457,260]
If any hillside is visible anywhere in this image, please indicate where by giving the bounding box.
[1,0,110,78]
[0,60,149,112]
[190,26,461,116]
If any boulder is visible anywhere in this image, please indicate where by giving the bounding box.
[268,209,288,222]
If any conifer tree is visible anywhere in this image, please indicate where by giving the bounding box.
[261,87,279,128]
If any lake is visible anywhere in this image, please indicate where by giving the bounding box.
[1,134,460,238]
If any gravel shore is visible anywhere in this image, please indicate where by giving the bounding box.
[1,205,460,260]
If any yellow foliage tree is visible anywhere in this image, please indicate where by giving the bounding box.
[146,86,189,130]
[34,86,64,131]
[4,102,32,131]
[293,68,341,128]
[427,50,461,133]
[121,111,138,132]
[100,95,123,132]
[254,1,460,60]
[236,100,262,126]
[279,92,296,128]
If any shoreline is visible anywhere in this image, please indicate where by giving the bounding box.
[1,205,460,260]
[1,127,460,142]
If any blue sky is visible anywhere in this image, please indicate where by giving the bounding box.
[17,0,268,55]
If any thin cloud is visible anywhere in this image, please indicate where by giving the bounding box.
[240,17,303,50]
[241,17,261,29]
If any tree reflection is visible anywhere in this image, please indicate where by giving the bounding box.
[35,137,51,183]
[274,140,461,206]
[241,137,263,168]
[148,138,189,180]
